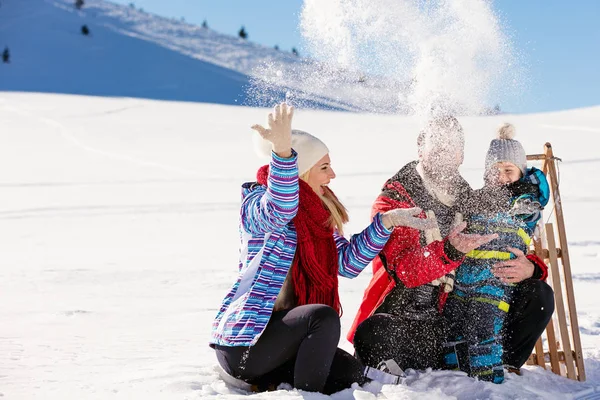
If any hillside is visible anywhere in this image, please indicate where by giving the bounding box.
[0,0,402,111]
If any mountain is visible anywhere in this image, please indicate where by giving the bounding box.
[0,0,400,111]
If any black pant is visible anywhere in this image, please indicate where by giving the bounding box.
[214,304,365,394]
[354,313,447,371]
[503,279,555,367]
[354,279,554,371]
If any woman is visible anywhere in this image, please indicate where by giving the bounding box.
[210,103,433,394]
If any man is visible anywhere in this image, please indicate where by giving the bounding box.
[349,116,554,376]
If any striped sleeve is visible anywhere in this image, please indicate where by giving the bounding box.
[335,213,393,278]
[241,150,299,235]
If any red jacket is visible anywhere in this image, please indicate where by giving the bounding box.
[347,177,549,344]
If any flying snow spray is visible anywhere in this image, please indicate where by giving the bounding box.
[248,0,524,120]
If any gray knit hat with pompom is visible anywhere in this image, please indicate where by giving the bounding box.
[484,123,527,175]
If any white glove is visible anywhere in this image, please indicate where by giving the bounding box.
[251,102,294,157]
[419,210,461,293]
[424,210,442,244]
[381,207,437,231]
[432,272,456,293]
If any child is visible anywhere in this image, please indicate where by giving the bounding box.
[443,123,550,383]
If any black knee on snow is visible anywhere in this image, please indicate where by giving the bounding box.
[306,304,341,337]
[354,314,389,344]
[517,279,555,321]
[353,314,393,367]
[535,280,555,320]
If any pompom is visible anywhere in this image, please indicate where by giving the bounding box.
[497,123,516,140]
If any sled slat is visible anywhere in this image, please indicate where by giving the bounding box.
[528,186,547,370]
[526,154,547,161]
[545,143,586,381]
[538,248,562,260]
[545,223,576,380]
[534,338,546,368]
[533,236,544,260]
[546,318,561,375]
[533,350,578,364]
[539,219,561,375]
[541,144,552,175]
[526,143,585,382]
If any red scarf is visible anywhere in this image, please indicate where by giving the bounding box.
[257,165,341,314]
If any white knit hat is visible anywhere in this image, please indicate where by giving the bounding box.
[253,129,329,176]
[484,123,527,175]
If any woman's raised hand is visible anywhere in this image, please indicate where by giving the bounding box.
[252,103,295,158]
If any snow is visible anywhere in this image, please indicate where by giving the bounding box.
[299,0,518,117]
[1,92,599,399]
[1,0,600,399]
[0,0,398,112]
[0,0,300,106]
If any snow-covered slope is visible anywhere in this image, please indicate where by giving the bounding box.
[0,0,254,104]
[1,91,599,399]
[0,0,400,111]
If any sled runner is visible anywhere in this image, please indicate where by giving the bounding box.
[525,143,585,381]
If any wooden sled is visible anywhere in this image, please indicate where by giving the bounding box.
[525,143,585,381]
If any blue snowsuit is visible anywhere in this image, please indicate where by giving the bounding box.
[443,167,549,383]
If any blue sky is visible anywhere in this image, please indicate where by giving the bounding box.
[113,0,599,113]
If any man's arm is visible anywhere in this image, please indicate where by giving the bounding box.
[527,253,549,280]
[372,195,464,288]
[492,247,549,283]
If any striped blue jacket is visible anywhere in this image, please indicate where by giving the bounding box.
[210,151,392,347]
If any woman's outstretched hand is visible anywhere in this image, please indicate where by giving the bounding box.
[381,207,438,230]
[251,102,294,158]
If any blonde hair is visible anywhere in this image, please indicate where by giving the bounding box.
[300,171,349,236]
